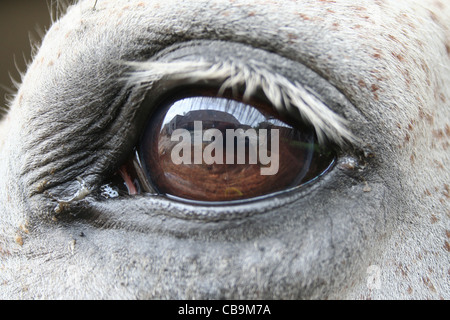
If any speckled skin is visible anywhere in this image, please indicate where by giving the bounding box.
[0,0,448,299]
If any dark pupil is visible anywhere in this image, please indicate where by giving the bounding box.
[140,95,334,202]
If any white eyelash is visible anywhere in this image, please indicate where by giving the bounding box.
[123,59,356,146]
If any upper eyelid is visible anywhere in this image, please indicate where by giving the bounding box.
[122,59,356,147]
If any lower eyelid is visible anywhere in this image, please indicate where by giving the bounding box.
[91,172,329,223]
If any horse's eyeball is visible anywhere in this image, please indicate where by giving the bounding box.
[114,90,336,203]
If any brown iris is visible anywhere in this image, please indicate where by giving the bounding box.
[137,91,335,202]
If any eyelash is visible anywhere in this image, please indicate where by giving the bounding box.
[124,59,355,147]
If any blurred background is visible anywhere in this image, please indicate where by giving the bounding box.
[0,1,56,110]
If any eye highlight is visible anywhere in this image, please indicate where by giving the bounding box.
[131,90,336,202]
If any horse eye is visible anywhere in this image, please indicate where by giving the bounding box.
[109,89,336,203]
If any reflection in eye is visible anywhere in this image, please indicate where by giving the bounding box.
[110,90,336,202]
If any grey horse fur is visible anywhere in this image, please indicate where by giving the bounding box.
[0,0,448,299]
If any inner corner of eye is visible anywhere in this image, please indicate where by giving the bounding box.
[104,91,336,202]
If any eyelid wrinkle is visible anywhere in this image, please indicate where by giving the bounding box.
[123,59,356,146]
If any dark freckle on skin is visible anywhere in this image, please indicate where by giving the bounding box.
[445,230,450,239]
[388,34,398,42]
[432,129,444,140]
[419,109,434,125]
[297,13,310,20]
[358,79,366,88]
[444,241,450,252]
[368,79,381,98]
[422,277,437,292]
[352,6,367,11]
[445,43,450,57]
[405,133,410,142]
[428,10,439,23]
[420,61,431,75]
[433,160,444,170]
[430,214,438,224]
[392,52,404,61]
[15,235,23,246]
[444,184,449,198]
[404,71,411,87]
[19,224,29,235]
[373,52,382,59]
[397,263,408,277]
[445,124,450,136]
[0,246,11,257]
